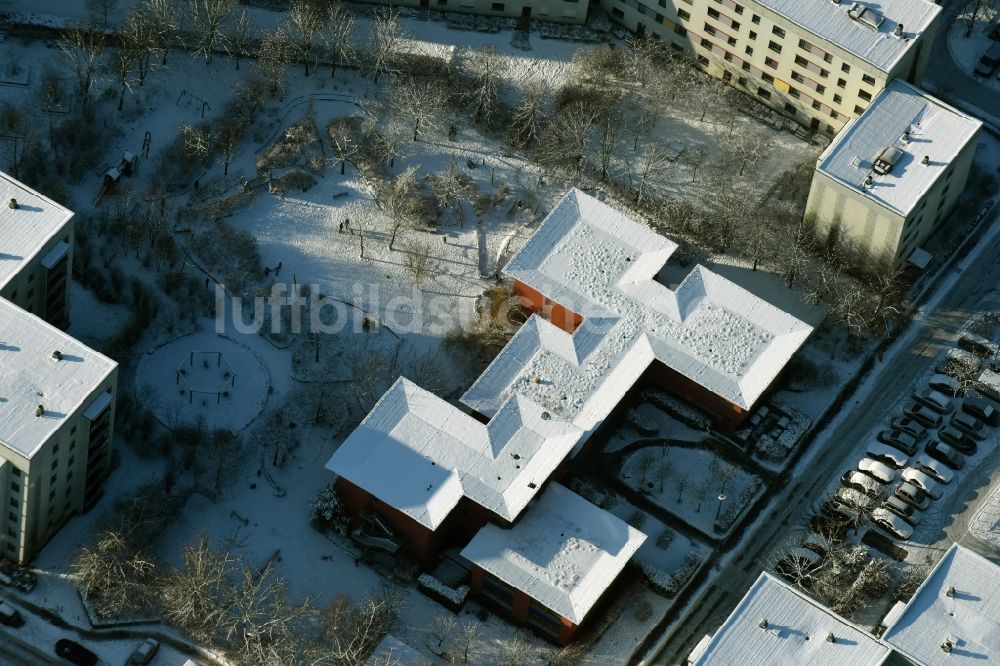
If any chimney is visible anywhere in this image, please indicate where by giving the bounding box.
[894,23,904,37]
[922,155,931,166]
[902,130,910,142]
[863,175,874,188]
[946,586,956,597]
[35,405,44,417]
[8,198,17,209]
[827,632,836,644]
[52,350,62,361]
[759,618,769,629]
[942,639,954,653]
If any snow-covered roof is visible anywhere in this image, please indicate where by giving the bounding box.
[0,299,117,460]
[325,377,582,531]
[882,544,1000,664]
[756,0,940,73]
[461,189,812,430]
[816,79,981,217]
[689,572,891,665]
[0,171,74,291]
[460,483,645,624]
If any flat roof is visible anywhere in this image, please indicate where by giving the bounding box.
[0,299,117,460]
[882,544,1000,664]
[460,483,645,624]
[0,171,74,290]
[326,378,582,531]
[757,0,941,73]
[461,189,812,430]
[689,572,891,665]
[816,79,981,217]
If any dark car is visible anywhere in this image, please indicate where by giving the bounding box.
[904,403,942,428]
[951,411,986,440]
[883,496,921,526]
[55,639,98,666]
[890,417,928,440]
[877,429,918,455]
[963,393,1000,426]
[938,425,977,454]
[0,601,24,627]
[926,440,965,470]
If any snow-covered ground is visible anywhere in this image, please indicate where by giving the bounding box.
[947,8,1000,92]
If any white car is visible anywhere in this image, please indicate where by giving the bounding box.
[901,468,943,500]
[913,388,954,414]
[913,454,954,484]
[872,508,914,541]
[858,458,896,484]
[866,443,908,469]
[842,470,883,498]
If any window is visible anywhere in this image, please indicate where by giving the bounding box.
[707,7,719,19]
[791,71,804,83]
[830,110,839,119]
[53,443,59,455]
[742,61,751,71]
[734,4,743,14]
[674,23,687,36]
[49,489,56,500]
[784,102,796,113]
[731,20,740,30]
[794,55,808,67]
[749,30,757,40]
[7,512,15,523]
[700,38,711,48]
[5,544,13,553]
[611,7,624,18]
[697,54,709,65]
[824,53,833,63]
[762,72,774,83]
[837,78,846,89]
[704,25,716,36]
[812,100,822,110]
[789,87,800,98]
[724,51,734,61]
[9,482,18,493]
[858,89,872,101]
[437,0,446,5]
[723,70,732,81]
[772,25,785,37]
[677,8,690,20]
[842,63,851,73]
[8,499,16,509]
[51,473,57,485]
[738,76,747,86]
[798,38,811,50]
[855,105,865,114]
[10,468,19,478]
[52,459,58,470]
[745,45,753,55]
[751,13,760,24]
[833,94,842,103]
[765,57,778,69]
[757,87,771,99]
[768,41,782,53]
[6,528,14,539]
[862,73,876,85]
[816,84,825,94]
[727,36,737,46]
[819,68,828,78]
[490,2,504,10]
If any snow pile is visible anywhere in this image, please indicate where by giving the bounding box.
[715,476,764,533]
[626,407,660,436]
[643,391,712,431]
[417,573,469,610]
[640,550,705,597]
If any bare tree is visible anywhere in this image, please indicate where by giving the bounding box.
[510,80,549,148]
[256,25,293,94]
[394,75,448,142]
[142,0,180,65]
[363,116,407,170]
[70,530,157,619]
[323,2,356,78]
[964,0,999,36]
[215,117,244,176]
[402,239,439,289]
[655,460,674,493]
[187,0,237,63]
[781,211,817,289]
[318,591,401,665]
[86,0,119,29]
[328,117,358,175]
[122,7,157,88]
[537,99,599,180]
[180,122,211,165]
[460,45,510,125]
[59,29,106,110]
[741,202,782,271]
[496,636,534,666]
[725,131,770,177]
[286,0,325,76]
[683,146,705,182]
[634,142,672,206]
[458,618,480,664]
[113,41,137,111]
[431,614,458,651]
[692,478,712,513]
[229,10,252,69]
[376,166,423,248]
[431,157,468,227]
[368,8,404,84]
[597,96,623,182]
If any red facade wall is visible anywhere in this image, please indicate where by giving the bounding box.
[469,568,578,645]
[641,360,749,430]
[513,280,583,334]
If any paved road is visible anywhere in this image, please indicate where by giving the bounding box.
[649,217,1000,665]
[0,627,60,665]
[924,0,1000,121]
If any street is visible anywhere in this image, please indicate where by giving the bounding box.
[648,213,1000,664]
[0,627,61,666]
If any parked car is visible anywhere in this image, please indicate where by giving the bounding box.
[835,486,873,511]
[951,411,986,440]
[913,454,955,485]
[883,496,922,526]
[843,470,883,498]
[901,468,943,500]
[54,639,98,666]
[820,498,861,526]
[890,417,928,440]
[904,403,942,428]
[877,429,918,455]
[974,42,1000,76]
[126,638,159,666]
[775,547,823,585]
[963,393,1000,426]
[872,508,913,541]
[928,373,962,396]
[938,425,977,454]
[958,332,999,358]
[913,388,954,414]
[926,440,965,470]
[896,481,930,510]
[867,442,909,469]
[0,600,24,627]
[975,368,1000,403]
[862,529,908,561]
[858,458,896,484]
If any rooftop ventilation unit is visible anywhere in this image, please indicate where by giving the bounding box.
[873,146,903,175]
[848,3,885,30]
[8,198,17,209]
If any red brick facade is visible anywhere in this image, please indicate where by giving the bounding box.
[513,280,583,334]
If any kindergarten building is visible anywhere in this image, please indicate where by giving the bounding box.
[326,189,810,642]
[0,172,118,564]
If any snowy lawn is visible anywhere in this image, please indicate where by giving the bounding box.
[948,8,1000,93]
[603,402,709,453]
[620,445,764,538]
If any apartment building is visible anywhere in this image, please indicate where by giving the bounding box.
[805,79,982,262]
[0,172,119,564]
[360,0,591,24]
[603,0,941,135]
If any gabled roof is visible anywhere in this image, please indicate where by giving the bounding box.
[816,80,981,217]
[756,0,940,74]
[0,171,74,291]
[462,189,812,431]
[0,299,117,460]
[689,572,891,665]
[882,544,1000,664]
[325,378,582,530]
[460,483,645,624]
